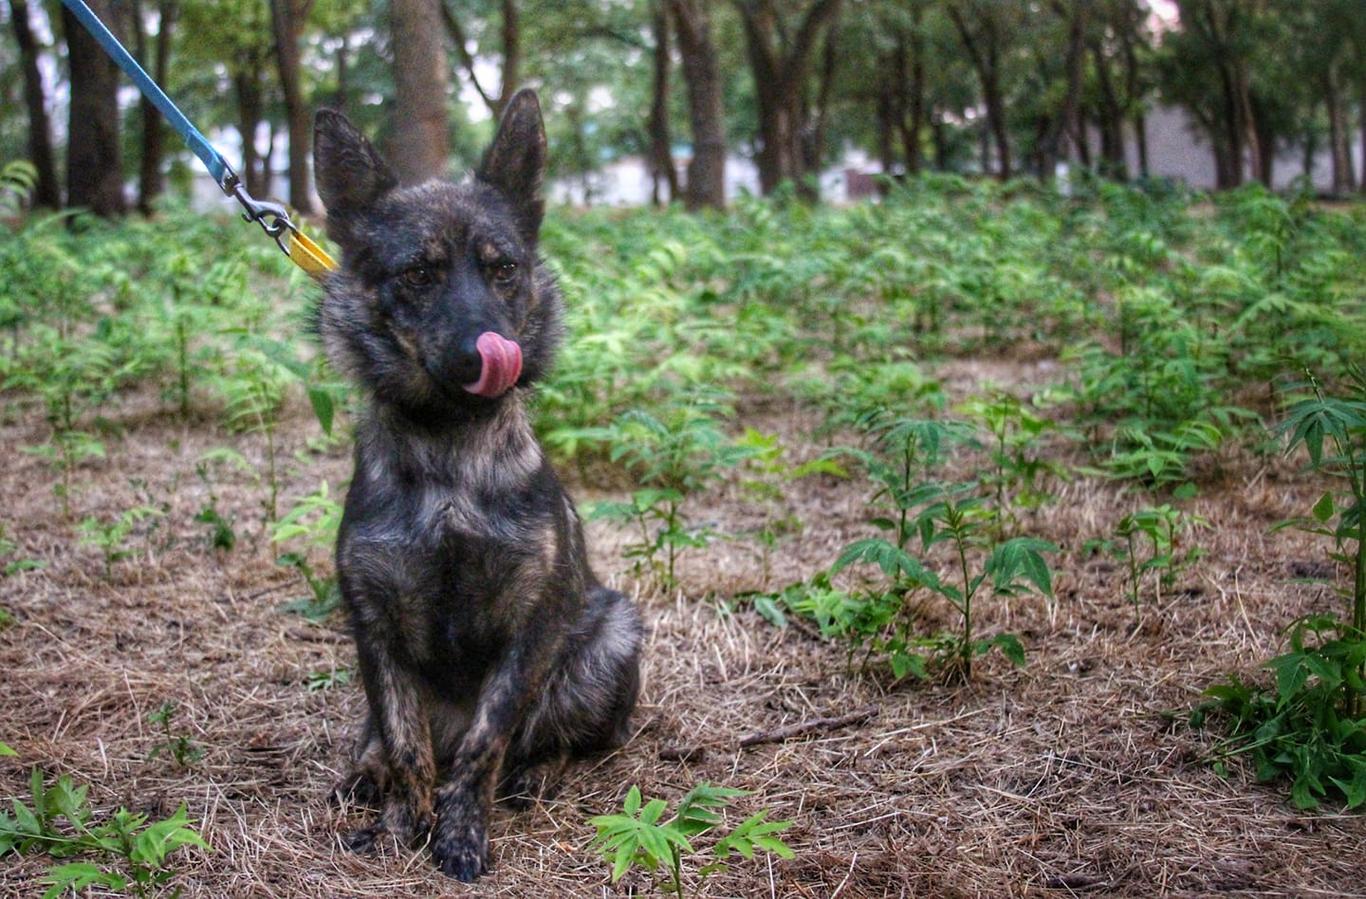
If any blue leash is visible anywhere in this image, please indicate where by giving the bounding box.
[58,0,336,275]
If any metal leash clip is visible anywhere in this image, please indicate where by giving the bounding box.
[223,167,298,258]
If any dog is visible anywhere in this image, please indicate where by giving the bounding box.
[312,89,643,881]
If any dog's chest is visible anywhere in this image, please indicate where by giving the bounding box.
[340,454,552,678]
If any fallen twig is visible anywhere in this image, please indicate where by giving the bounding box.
[739,706,880,749]
[657,705,882,763]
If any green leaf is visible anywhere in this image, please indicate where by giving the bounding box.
[11,800,40,837]
[832,538,935,586]
[129,807,209,868]
[41,862,124,899]
[611,842,635,882]
[0,742,14,758]
[306,386,335,436]
[30,766,44,817]
[1311,492,1335,523]
[753,595,786,629]
[990,633,1027,667]
[639,798,668,826]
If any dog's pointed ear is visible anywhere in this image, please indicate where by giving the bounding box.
[477,89,547,242]
[313,109,397,217]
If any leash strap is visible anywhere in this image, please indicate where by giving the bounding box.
[58,0,337,279]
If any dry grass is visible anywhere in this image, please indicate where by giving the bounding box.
[3,357,1366,898]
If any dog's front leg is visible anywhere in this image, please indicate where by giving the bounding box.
[432,607,561,880]
[345,637,435,852]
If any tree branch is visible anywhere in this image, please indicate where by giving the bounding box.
[782,0,841,87]
[440,1,495,111]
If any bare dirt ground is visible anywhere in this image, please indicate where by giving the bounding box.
[3,358,1366,898]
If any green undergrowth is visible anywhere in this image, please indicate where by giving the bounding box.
[1,176,1364,815]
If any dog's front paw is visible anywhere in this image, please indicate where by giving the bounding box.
[433,786,489,881]
[342,822,385,854]
[433,829,487,881]
[330,769,381,808]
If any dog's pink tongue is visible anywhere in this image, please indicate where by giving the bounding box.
[464,331,523,398]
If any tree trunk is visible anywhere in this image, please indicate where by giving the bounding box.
[1133,112,1148,178]
[904,24,925,175]
[1210,125,1235,190]
[1301,107,1318,182]
[390,0,450,184]
[978,117,991,174]
[670,0,726,209]
[1251,95,1275,186]
[1090,41,1127,180]
[1325,66,1355,195]
[263,121,278,193]
[1044,1,1085,179]
[1360,78,1366,195]
[1216,63,1243,188]
[734,0,843,194]
[948,6,1010,180]
[801,23,839,185]
[8,0,60,207]
[234,68,266,196]
[985,71,1011,180]
[62,0,125,216]
[268,0,313,213]
[931,110,949,170]
[335,31,350,109]
[876,82,896,174]
[647,1,678,205]
[1234,61,1264,187]
[1072,117,1091,169]
[133,0,177,214]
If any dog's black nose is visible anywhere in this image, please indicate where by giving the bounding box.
[449,334,484,385]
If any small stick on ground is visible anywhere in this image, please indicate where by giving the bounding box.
[739,706,880,749]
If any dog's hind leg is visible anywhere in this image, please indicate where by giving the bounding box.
[503,585,643,801]
[330,714,385,808]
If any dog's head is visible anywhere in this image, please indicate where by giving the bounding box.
[312,90,562,421]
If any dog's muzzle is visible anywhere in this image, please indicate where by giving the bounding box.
[464,331,523,398]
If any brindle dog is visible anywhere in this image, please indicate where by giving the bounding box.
[313,90,642,881]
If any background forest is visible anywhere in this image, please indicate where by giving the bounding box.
[1,0,1365,215]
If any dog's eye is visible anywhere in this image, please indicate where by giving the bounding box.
[493,259,518,282]
[400,266,435,289]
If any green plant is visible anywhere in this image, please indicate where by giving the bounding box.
[211,336,296,523]
[275,552,341,620]
[834,493,1056,682]
[959,390,1062,534]
[1194,370,1366,808]
[793,413,1056,682]
[0,160,37,216]
[0,523,44,578]
[589,783,793,896]
[0,763,208,898]
[270,481,343,550]
[1086,504,1206,626]
[147,702,203,769]
[270,482,343,620]
[304,667,352,692]
[76,505,164,578]
[733,428,841,589]
[584,392,753,588]
[193,462,236,551]
[21,432,106,520]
